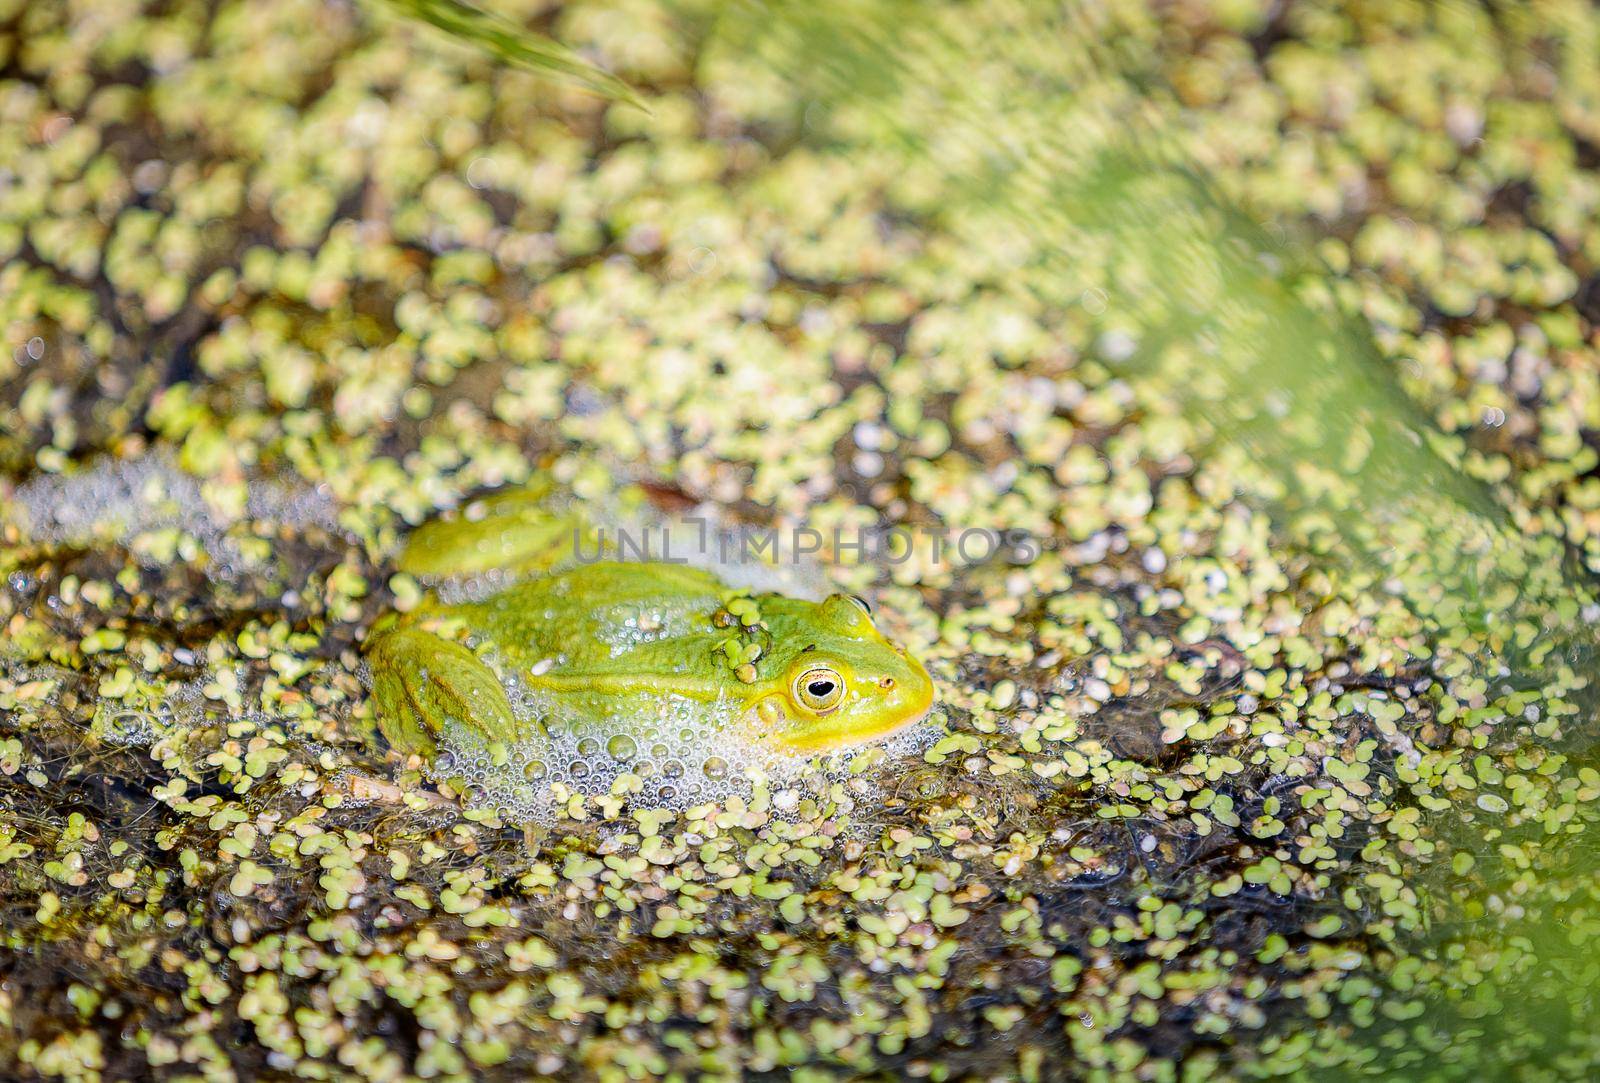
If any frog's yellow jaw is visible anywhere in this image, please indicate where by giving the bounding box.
[754,596,936,754]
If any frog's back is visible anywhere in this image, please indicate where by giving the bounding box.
[450,561,732,679]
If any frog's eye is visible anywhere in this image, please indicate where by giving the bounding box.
[849,594,872,616]
[794,667,845,713]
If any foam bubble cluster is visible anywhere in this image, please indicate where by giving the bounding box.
[12,454,339,579]
[433,704,941,820]
[646,518,833,601]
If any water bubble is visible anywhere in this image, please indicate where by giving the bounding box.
[702,756,729,780]
[523,759,548,781]
[576,736,600,757]
[607,734,638,761]
[662,759,685,780]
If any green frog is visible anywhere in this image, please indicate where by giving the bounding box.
[363,483,935,768]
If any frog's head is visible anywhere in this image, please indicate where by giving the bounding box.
[751,594,935,753]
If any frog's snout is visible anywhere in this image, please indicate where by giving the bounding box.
[890,653,936,729]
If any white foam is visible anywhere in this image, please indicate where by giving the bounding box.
[433,567,521,605]
[429,699,942,821]
[12,454,340,580]
[644,517,832,601]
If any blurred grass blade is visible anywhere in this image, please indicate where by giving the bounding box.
[720,4,1600,1075]
[373,0,647,110]
[724,0,1595,699]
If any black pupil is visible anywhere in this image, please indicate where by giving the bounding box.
[807,679,835,697]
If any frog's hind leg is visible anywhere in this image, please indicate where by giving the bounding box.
[364,622,522,761]
[397,478,639,579]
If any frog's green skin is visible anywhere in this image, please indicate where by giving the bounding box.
[365,489,935,761]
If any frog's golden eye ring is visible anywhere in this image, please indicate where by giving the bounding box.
[794,667,845,713]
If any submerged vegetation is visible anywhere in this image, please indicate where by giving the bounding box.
[3,0,1600,1079]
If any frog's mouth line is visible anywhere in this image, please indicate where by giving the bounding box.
[765,683,937,755]
[773,710,932,755]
